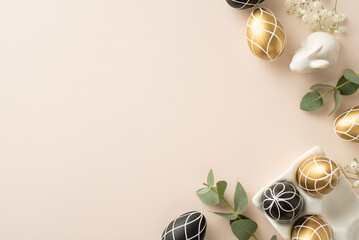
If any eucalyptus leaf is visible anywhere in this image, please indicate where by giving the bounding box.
[337,76,359,95]
[212,212,238,220]
[230,215,250,225]
[271,235,277,240]
[343,69,359,84]
[216,181,227,201]
[300,91,323,111]
[207,169,214,187]
[231,219,258,240]
[197,188,210,195]
[310,84,333,90]
[197,187,220,206]
[234,182,248,214]
[329,90,341,116]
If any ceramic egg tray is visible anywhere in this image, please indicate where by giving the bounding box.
[252,146,359,240]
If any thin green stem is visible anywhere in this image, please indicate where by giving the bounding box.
[312,80,348,102]
[311,72,359,103]
[334,0,339,12]
[203,183,258,240]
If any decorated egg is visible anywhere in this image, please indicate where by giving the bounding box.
[226,0,265,9]
[261,182,304,223]
[333,106,359,142]
[161,211,207,240]
[291,215,333,240]
[297,156,340,197]
[246,8,286,61]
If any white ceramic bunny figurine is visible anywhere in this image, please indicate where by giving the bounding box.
[290,32,340,73]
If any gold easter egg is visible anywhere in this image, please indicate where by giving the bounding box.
[246,8,286,61]
[296,156,340,197]
[291,215,333,240]
[334,106,359,142]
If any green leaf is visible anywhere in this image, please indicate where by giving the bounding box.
[216,181,227,200]
[197,187,220,206]
[207,169,214,187]
[300,91,323,111]
[230,215,250,225]
[197,188,210,195]
[234,182,248,214]
[212,212,238,220]
[310,84,333,90]
[271,236,277,240]
[337,76,359,95]
[329,90,341,116]
[343,69,359,84]
[231,219,258,240]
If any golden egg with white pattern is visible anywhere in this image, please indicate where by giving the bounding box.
[334,106,359,143]
[296,156,340,197]
[246,8,286,61]
[291,215,333,240]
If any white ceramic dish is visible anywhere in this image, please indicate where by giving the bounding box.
[252,146,359,240]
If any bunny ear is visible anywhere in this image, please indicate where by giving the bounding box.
[310,59,330,69]
[305,42,323,58]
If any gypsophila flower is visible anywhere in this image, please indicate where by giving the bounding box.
[285,0,346,34]
[320,9,328,17]
[313,1,321,8]
[285,0,292,6]
[333,14,341,23]
[302,15,309,23]
[340,158,359,188]
[351,161,359,170]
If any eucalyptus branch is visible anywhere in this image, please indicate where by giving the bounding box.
[197,170,276,240]
[300,69,359,115]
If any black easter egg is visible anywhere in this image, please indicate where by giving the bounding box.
[261,182,304,223]
[161,211,207,240]
[226,0,265,9]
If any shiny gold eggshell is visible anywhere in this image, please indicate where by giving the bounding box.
[246,8,286,61]
[291,215,332,240]
[296,156,340,197]
[334,106,359,143]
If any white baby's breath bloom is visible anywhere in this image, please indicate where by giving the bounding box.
[285,0,292,6]
[351,161,359,170]
[333,14,341,23]
[302,15,309,23]
[320,9,328,18]
[313,1,321,8]
[338,26,346,33]
[327,10,333,17]
[295,8,303,16]
[354,180,359,188]
[313,14,320,21]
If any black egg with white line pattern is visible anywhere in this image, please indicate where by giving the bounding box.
[226,0,265,9]
[261,182,304,223]
[161,211,207,240]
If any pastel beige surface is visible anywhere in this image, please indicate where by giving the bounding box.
[0,1,358,240]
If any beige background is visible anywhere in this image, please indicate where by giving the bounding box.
[0,1,358,240]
